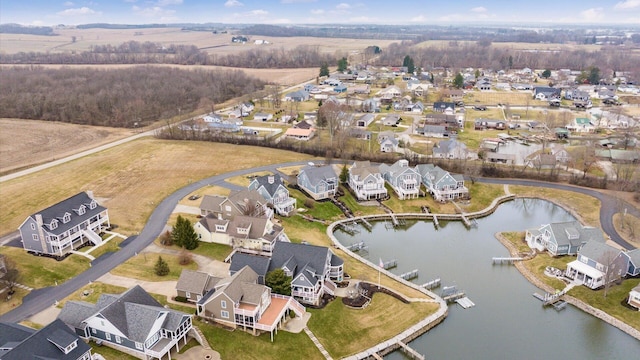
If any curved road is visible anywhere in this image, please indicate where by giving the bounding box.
[1,162,637,323]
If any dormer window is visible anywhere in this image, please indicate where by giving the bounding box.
[62,213,71,223]
[50,219,58,230]
[89,200,97,210]
[78,205,86,215]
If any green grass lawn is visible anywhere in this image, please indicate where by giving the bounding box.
[522,253,574,290]
[88,237,124,259]
[279,215,329,244]
[191,242,233,262]
[338,185,387,217]
[111,252,198,281]
[288,188,343,221]
[197,319,324,360]
[500,231,531,253]
[569,278,640,330]
[308,294,439,358]
[464,183,506,212]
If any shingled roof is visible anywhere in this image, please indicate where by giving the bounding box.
[0,319,90,360]
[29,191,105,235]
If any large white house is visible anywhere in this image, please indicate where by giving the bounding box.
[348,161,387,201]
[379,160,420,200]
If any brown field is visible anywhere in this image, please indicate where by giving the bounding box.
[0,137,312,236]
[414,40,603,52]
[0,118,134,174]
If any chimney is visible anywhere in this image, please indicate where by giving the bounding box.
[86,190,94,199]
[268,175,275,184]
[35,214,43,226]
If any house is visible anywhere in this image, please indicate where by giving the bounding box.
[406,101,425,113]
[565,241,628,289]
[526,153,557,170]
[432,139,469,159]
[58,285,192,360]
[297,165,338,200]
[564,88,590,101]
[348,161,387,201]
[433,102,455,113]
[199,189,271,220]
[550,144,571,163]
[378,85,402,99]
[525,221,604,256]
[624,249,640,277]
[194,213,288,255]
[533,87,561,101]
[628,285,640,311]
[424,113,460,127]
[253,112,273,122]
[512,83,532,91]
[379,137,399,153]
[284,90,310,102]
[379,159,420,200]
[475,119,506,130]
[18,191,110,258]
[229,242,344,306]
[196,266,306,341]
[248,174,296,216]
[202,113,223,123]
[445,89,464,100]
[284,127,315,141]
[415,164,468,202]
[475,78,491,91]
[175,270,220,303]
[416,125,450,138]
[362,98,381,113]
[334,84,347,93]
[381,114,401,126]
[566,118,595,133]
[356,114,376,127]
[0,319,92,360]
[348,128,372,141]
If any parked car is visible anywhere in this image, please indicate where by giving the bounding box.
[473,105,487,111]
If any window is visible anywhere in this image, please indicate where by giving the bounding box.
[220,300,227,309]
[92,328,97,334]
[115,335,121,344]
[105,333,111,341]
[89,200,97,210]
[50,220,58,230]
[135,342,143,350]
[78,206,86,215]
[221,310,229,319]
[62,213,71,223]
[31,223,36,230]
[185,292,191,299]
[32,234,39,241]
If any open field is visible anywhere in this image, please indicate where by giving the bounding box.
[0,118,134,174]
[0,137,311,236]
[414,40,603,52]
[111,252,198,281]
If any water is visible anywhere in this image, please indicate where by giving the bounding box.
[333,198,640,359]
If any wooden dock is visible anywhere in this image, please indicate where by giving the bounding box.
[421,278,441,290]
[397,340,425,360]
[390,213,399,226]
[372,353,384,360]
[400,269,419,281]
[382,259,398,270]
[456,297,475,309]
[432,215,439,229]
[491,257,524,265]
[360,218,372,231]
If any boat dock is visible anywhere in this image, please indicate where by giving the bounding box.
[382,259,398,270]
[421,278,441,290]
[340,222,360,235]
[346,241,368,252]
[441,285,465,302]
[491,257,524,265]
[455,297,476,309]
[400,269,419,281]
[360,218,372,231]
[432,215,439,229]
[397,340,425,360]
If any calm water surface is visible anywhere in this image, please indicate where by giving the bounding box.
[334,198,640,359]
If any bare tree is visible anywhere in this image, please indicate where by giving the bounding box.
[1,257,19,296]
[602,250,623,298]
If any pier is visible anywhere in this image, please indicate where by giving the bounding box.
[382,259,398,270]
[397,340,425,360]
[421,278,441,290]
[340,222,360,235]
[432,215,439,229]
[360,218,372,231]
[441,285,465,302]
[455,297,476,309]
[346,241,368,252]
[491,257,524,265]
[400,269,419,281]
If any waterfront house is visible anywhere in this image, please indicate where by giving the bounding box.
[297,165,338,200]
[379,159,420,200]
[196,266,305,341]
[348,161,388,201]
[175,270,220,303]
[58,285,192,360]
[628,285,640,311]
[415,164,468,202]
[248,174,296,216]
[18,191,110,258]
[0,319,92,360]
[525,221,604,256]
[565,241,628,289]
[229,242,344,306]
[624,249,640,277]
[199,190,272,220]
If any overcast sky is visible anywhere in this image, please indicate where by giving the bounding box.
[1,0,640,26]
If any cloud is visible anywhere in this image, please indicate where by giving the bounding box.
[133,5,177,19]
[471,6,487,13]
[580,7,604,21]
[57,7,99,16]
[614,0,640,9]
[63,1,74,6]
[224,0,243,7]
[310,9,324,15]
[248,9,269,16]
[410,15,426,22]
[156,0,182,5]
[336,3,351,10]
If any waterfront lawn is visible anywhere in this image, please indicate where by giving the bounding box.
[111,252,198,281]
[463,183,505,212]
[569,278,640,330]
[197,319,324,360]
[501,231,531,253]
[521,253,573,290]
[0,246,90,288]
[338,186,387,217]
[308,294,439,358]
[289,188,343,220]
[279,215,328,244]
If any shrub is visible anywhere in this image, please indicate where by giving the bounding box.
[154,256,170,276]
[179,250,193,265]
[160,230,173,246]
[175,296,189,303]
[304,198,315,209]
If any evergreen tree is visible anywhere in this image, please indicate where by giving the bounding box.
[403,55,415,74]
[453,73,464,89]
[541,69,551,78]
[319,63,329,77]
[588,66,601,85]
[337,57,348,72]
[265,268,291,296]
[339,164,348,184]
[154,256,170,276]
[171,215,199,250]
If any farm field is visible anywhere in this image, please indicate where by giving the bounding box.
[414,39,603,52]
[0,118,134,174]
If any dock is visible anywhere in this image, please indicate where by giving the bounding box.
[400,269,419,281]
[432,215,439,229]
[390,213,399,226]
[340,222,360,235]
[397,340,425,360]
[382,259,398,270]
[421,278,441,290]
[360,218,372,231]
[455,297,475,309]
[441,285,465,302]
[461,215,471,228]
[346,241,368,252]
[491,257,524,265]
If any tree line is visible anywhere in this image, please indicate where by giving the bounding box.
[0,66,265,127]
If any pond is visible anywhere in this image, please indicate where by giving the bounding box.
[333,198,640,359]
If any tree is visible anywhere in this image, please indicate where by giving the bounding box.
[541,69,551,78]
[154,256,170,276]
[319,63,329,77]
[453,73,464,89]
[171,215,199,250]
[1,257,19,295]
[337,57,348,72]
[588,66,601,85]
[339,164,349,184]
[265,268,291,296]
[474,69,481,79]
[403,55,415,74]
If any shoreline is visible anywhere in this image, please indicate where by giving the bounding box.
[494,232,640,341]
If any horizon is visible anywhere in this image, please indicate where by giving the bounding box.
[1,0,640,27]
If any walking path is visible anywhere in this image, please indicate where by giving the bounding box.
[304,327,333,360]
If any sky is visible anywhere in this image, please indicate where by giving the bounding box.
[1,0,640,26]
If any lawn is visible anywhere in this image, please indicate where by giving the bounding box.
[457,124,508,150]
[338,186,387,217]
[110,252,198,281]
[279,215,329,244]
[500,231,531,253]
[90,344,139,360]
[0,287,28,316]
[226,170,273,187]
[177,185,230,206]
[87,237,124,259]
[613,213,640,248]
[196,319,324,360]
[521,253,574,290]
[0,246,90,288]
[308,294,439,358]
[154,238,233,263]
[288,187,344,221]
[569,278,640,330]
[464,183,506,212]
[58,282,128,308]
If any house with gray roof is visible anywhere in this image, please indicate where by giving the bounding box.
[432,139,469,160]
[199,189,272,220]
[379,159,420,200]
[229,242,344,306]
[624,249,640,277]
[297,165,338,200]
[379,137,399,153]
[525,221,604,256]
[196,266,306,341]
[348,161,387,201]
[628,285,640,311]
[58,285,192,360]
[0,319,91,360]
[566,241,628,289]
[284,90,310,102]
[248,174,296,216]
[356,113,376,127]
[415,164,468,202]
[175,270,220,303]
[18,191,110,258]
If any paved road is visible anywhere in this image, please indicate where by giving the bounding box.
[2,160,638,322]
